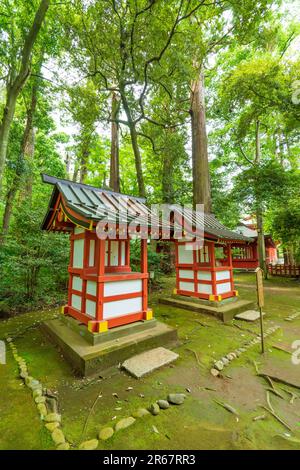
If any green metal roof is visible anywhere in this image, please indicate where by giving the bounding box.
[41,174,251,242]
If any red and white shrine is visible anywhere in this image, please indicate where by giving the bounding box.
[232,218,278,270]
[42,175,252,335]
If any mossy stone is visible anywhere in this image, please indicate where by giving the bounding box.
[45,422,60,432]
[115,417,136,432]
[99,427,114,441]
[79,439,99,450]
[57,442,70,450]
[45,413,61,423]
[132,408,150,418]
[149,403,160,415]
[52,428,65,445]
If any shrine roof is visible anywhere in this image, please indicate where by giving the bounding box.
[41,174,251,242]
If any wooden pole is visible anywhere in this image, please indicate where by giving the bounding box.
[255,267,265,354]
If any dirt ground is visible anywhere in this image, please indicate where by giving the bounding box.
[1,272,300,450]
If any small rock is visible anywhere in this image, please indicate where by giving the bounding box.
[6,337,12,343]
[33,389,42,399]
[221,357,229,365]
[52,428,65,445]
[25,376,34,386]
[37,403,47,416]
[115,417,136,431]
[99,427,114,441]
[132,408,150,418]
[210,368,220,377]
[45,422,60,432]
[157,400,170,410]
[167,393,186,405]
[45,413,61,423]
[56,442,70,450]
[149,403,160,415]
[79,439,99,450]
[20,371,28,379]
[35,396,46,404]
[214,361,224,371]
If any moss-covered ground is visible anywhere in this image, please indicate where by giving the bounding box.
[1,273,300,450]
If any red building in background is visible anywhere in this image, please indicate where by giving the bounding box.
[232,217,278,270]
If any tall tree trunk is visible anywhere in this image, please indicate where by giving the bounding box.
[162,129,175,204]
[80,147,89,183]
[23,127,36,201]
[0,0,50,191]
[1,77,39,241]
[190,65,212,213]
[65,152,71,177]
[109,92,120,192]
[254,120,266,275]
[120,90,146,198]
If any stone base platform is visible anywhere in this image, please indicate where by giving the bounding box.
[40,317,179,377]
[159,294,256,322]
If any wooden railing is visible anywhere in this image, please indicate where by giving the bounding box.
[268,264,300,278]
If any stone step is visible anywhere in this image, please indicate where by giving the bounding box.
[159,297,256,322]
[41,319,178,377]
[122,347,179,378]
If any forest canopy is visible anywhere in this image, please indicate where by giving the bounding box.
[0,0,299,314]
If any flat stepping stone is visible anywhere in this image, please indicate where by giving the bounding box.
[122,347,178,378]
[235,310,265,322]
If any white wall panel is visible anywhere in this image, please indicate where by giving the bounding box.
[178,244,193,264]
[89,240,95,266]
[73,239,84,268]
[104,279,142,297]
[179,281,195,292]
[86,299,96,317]
[216,270,230,281]
[72,276,82,292]
[217,282,231,294]
[110,241,119,266]
[103,297,142,319]
[197,271,212,281]
[121,242,125,265]
[71,294,81,311]
[86,280,97,296]
[179,269,194,279]
[198,283,212,294]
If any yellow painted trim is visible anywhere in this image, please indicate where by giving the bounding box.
[216,295,222,302]
[209,294,215,302]
[98,321,108,333]
[173,288,177,295]
[89,220,94,231]
[88,321,95,333]
[145,309,153,321]
[233,290,239,297]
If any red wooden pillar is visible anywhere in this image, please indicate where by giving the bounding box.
[81,232,89,316]
[193,241,198,294]
[65,231,74,314]
[141,238,151,320]
[89,238,106,333]
[175,241,179,291]
[209,242,217,298]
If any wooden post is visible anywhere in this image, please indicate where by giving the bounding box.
[141,238,148,313]
[96,239,105,322]
[255,267,265,354]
